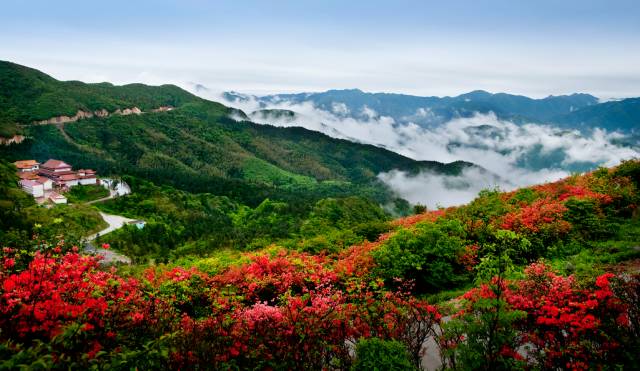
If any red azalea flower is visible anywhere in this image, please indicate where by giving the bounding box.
[3,258,15,269]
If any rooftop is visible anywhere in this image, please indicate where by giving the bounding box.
[14,160,39,169]
[41,159,72,169]
[48,192,66,200]
[18,172,39,180]
[59,173,79,181]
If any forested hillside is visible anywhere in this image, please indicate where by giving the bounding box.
[0,61,470,214]
[0,61,200,125]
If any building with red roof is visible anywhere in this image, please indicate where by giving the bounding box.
[48,192,67,204]
[13,160,40,172]
[40,159,72,173]
[38,159,82,187]
[15,158,100,200]
[37,176,53,190]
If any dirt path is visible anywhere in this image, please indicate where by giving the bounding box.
[55,123,107,156]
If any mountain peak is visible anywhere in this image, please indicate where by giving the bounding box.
[457,90,493,99]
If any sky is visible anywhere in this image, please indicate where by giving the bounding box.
[1,0,640,98]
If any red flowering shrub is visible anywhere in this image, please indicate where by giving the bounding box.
[143,266,214,319]
[160,247,441,369]
[443,262,635,370]
[508,264,631,369]
[457,244,479,272]
[171,279,440,369]
[333,233,392,277]
[557,185,613,204]
[1,241,445,369]
[0,250,175,365]
[610,273,640,353]
[499,198,571,235]
[214,249,338,303]
[392,208,448,228]
[439,276,527,371]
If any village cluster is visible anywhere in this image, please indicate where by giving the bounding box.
[14,159,98,204]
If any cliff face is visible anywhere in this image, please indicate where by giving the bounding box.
[33,106,150,125]
[0,135,25,145]
[1,106,174,146]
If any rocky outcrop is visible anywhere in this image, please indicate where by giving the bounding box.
[0,135,25,145]
[151,106,173,112]
[34,110,95,125]
[32,106,172,125]
[95,109,109,117]
[114,107,142,116]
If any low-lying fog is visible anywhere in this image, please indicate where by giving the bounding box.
[215,92,638,209]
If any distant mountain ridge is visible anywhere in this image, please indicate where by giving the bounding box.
[553,97,640,132]
[224,89,600,127]
[224,88,639,132]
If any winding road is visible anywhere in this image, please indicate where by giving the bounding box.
[84,213,134,265]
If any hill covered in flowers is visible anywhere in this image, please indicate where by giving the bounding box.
[1,160,640,369]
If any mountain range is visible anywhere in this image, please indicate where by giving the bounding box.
[224,88,639,132]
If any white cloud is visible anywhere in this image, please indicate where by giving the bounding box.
[360,105,378,120]
[218,93,639,207]
[331,102,349,115]
[377,167,501,208]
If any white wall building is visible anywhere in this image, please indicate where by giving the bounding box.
[19,179,44,198]
[37,176,53,190]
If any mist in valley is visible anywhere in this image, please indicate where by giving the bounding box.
[214,91,639,208]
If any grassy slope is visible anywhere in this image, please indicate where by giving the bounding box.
[66,184,110,203]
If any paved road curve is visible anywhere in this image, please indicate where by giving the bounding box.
[84,212,133,264]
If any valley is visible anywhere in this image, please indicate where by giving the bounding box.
[219,89,640,208]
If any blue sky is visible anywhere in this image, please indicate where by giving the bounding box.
[1,0,639,97]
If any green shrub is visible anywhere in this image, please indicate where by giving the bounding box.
[614,159,640,188]
[372,219,469,292]
[564,198,614,240]
[66,184,109,203]
[351,338,415,371]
